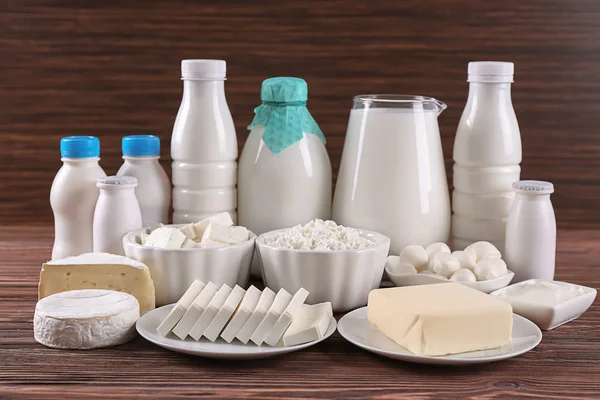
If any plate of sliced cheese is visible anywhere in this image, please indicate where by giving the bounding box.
[338,283,542,365]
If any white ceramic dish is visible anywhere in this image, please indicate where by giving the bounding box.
[123,225,256,306]
[256,228,391,312]
[338,307,542,365]
[385,263,515,294]
[136,304,337,359]
[491,279,597,330]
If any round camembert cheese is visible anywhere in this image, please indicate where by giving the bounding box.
[34,289,140,349]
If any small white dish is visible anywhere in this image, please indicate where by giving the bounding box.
[490,279,597,330]
[386,262,514,294]
[136,304,337,360]
[337,307,542,365]
[256,228,391,312]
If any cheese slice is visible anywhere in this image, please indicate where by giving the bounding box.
[236,287,276,344]
[34,289,139,349]
[144,227,187,249]
[221,286,261,343]
[186,212,234,239]
[157,280,206,336]
[189,284,232,340]
[39,253,155,315]
[201,222,249,245]
[203,285,246,342]
[283,302,333,346]
[251,288,292,346]
[172,282,218,339]
[265,288,309,346]
[368,283,513,356]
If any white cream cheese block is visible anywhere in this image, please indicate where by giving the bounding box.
[39,253,155,315]
[34,289,139,349]
[236,287,276,344]
[181,212,234,239]
[283,302,333,346]
[368,283,513,356]
[189,284,233,340]
[250,288,292,346]
[265,288,309,347]
[203,285,246,342]
[156,280,206,337]
[172,282,218,340]
[201,222,249,245]
[144,227,187,249]
[220,286,262,343]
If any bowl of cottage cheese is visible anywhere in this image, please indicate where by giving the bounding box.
[256,219,390,312]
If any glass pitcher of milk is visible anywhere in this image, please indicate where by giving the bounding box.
[332,95,450,255]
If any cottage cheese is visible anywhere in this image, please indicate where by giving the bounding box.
[263,219,375,250]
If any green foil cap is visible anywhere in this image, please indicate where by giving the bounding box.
[248,77,325,155]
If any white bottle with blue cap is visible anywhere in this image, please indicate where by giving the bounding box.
[117,135,171,227]
[50,136,106,259]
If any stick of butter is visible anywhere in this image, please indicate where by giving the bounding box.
[367,283,513,356]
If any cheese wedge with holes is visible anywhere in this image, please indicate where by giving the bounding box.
[39,253,155,315]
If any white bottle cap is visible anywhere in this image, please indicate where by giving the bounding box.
[468,61,514,83]
[97,175,138,189]
[181,60,226,80]
[513,180,554,195]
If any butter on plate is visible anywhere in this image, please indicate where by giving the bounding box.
[367,283,513,356]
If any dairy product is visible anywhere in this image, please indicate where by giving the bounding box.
[189,284,232,340]
[367,284,513,356]
[172,282,218,340]
[333,99,451,256]
[385,256,418,276]
[251,289,292,346]
[34,289,139,349]
[450,268,477,283]
[429,252,460,278]
[157,280,206,336]
[180,212,234,240]
[425,242,451,257]
[265,288,309,347]
[144,227,187,249]
[220,286,262,343]
[171,60,237,223]
[283,302,333,347]
[203,285,246,342]
[452,250,476,271]
[399,245,429,271]
[39,253,155,314]
[499,281,585,307]
[474,258,509,281]
[51,136,106,259]
[201,222,249,245]
[236,287,276,344]
[263,219,374,251]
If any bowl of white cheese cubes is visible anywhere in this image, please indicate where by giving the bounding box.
[123,213,256,306]
[256,219,391,312]
[385,241,515,293]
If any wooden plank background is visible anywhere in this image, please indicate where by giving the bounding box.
[1,0,600,227]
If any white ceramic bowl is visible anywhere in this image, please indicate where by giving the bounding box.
[255,228,391,312]
[123,225,256,306]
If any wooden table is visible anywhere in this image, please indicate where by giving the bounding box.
[1,227,598,399]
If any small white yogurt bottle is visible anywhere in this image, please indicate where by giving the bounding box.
[504,181,556,282]
[93,176,143,255]
[117,135,171,227]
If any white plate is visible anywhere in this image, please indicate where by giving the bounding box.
[136,304,337,359]
[337,307,542,365]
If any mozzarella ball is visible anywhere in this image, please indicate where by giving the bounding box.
[425,242,451,257]
[465,241,502,262]
[450,268,477,283]
[399,245,429,271]
[452,250,477,271]
[428,252,461,278]
[474,258,508,281]
[419,270,448,280]
[385,256,417,276]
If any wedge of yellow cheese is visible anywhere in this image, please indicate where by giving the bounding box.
[367,283,512,356]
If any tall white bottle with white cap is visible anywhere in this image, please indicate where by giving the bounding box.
[452,61,522,253]
[171,60,237,223]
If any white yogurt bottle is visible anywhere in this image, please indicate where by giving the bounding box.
[238,77,332,275]
[452,62,522,253]
[50,136,106,259]
[117,135,170,227]
[93,176,143,255]
[505,181,556,282]
[171,60,237,223]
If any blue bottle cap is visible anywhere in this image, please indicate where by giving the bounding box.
[122,135,161,157]
[60,136,100,158]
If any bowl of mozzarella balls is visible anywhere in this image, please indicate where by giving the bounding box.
[385,241,514,293]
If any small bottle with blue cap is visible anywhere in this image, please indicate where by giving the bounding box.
[117,135,171,227]
[238,77,332,276]
[50,136,107,259]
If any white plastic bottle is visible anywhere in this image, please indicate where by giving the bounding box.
[238,77,332,275]
[117,135,170,227]
[171,60,237,223]
[50,136,106,259]
[452,62,522,253]
[93,176,143,256]
[505,181,556,282]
